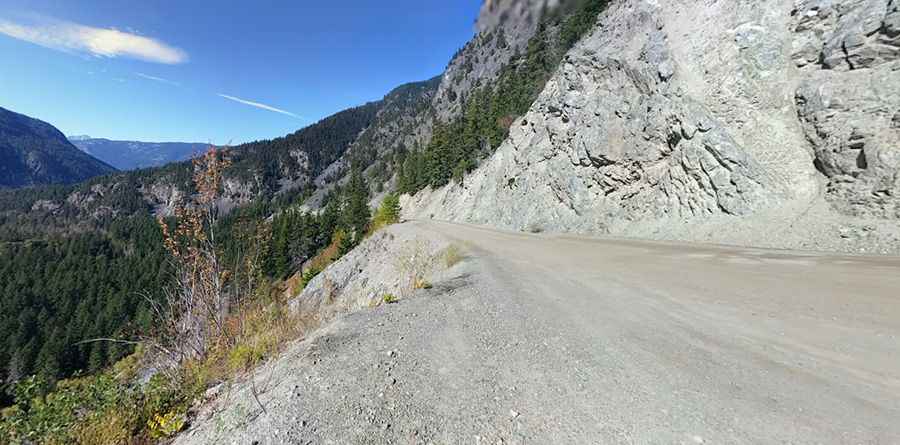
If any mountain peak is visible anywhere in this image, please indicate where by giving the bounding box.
[0,108,115,188]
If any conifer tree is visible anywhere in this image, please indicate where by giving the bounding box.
[341,166,371,243]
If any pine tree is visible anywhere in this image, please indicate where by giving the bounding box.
[372,193,401,231]
[269,216,291,279]
[319,191,341,246]
[341,167,371,242]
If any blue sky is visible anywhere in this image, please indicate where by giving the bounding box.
[0,1,481,144]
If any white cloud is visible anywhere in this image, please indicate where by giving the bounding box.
[136,72,180,86]
[0,16,187,64]
[218,94,302,119]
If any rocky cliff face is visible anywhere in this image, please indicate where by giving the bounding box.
[303,2,561,208]
[431,0,560,122]
[405,0,900,253]
[793,0,900,218]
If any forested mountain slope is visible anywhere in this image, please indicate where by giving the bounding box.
[0,100,382,388]
[0,101,381,239]
[0,107,116,188]
[300,77,441,209]
[302,0,607,209]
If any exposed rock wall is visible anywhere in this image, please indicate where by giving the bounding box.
[793,0,900,218]
[477,0,560,34]
[287,225,451,327]
[405,0,900,253]
[304,1,563,208]
[432,0,560,121]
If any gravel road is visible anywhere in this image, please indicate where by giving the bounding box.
[175,220,900,444]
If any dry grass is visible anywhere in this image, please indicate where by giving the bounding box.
[442,243,464,268]
[71,410,137,445]
[396,238,434,295]
[307,229,345,274]
[394,240,464,295]
[283,273,303,299]
[172,288,310,410]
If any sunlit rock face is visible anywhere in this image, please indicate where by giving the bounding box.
[405,0,900,253]
[432,0,563,122]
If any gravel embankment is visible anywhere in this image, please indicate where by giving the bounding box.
[175,220,900,444]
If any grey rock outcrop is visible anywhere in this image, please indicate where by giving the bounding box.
[432,0,560,122]
[793,0,900,218]
[792,0,900,70]
[288,226,451,329]
[141,181,186,216]
[303,1,558,208]
[405,0,900,253]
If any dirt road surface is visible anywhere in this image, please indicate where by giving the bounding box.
[176,220,900,444]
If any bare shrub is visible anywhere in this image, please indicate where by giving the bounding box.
[150,147,232,369]
[442,243,465,268]
[396,238,434,295]
[322,276,336,305]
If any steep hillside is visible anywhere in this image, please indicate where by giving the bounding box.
[0,101,381,239]
[0,107,116,188]
[405,0,900,254]
[301,1,582,209]
[301,77,441,209]
[70,137,206,170]
[431,0,557,121]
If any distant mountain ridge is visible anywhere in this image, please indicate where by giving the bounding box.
[69,137,207,171]
[0,107,116,188]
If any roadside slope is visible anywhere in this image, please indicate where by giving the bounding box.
[175,220,900,444]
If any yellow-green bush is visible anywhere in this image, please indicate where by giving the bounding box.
[0,363,188,445]
[147,410,186,439]
[369,193,401,235]
[442,244,464,268]
[227,343,264,374]
[72,408,138,445]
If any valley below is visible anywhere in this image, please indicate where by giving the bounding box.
[176,220,900,444]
